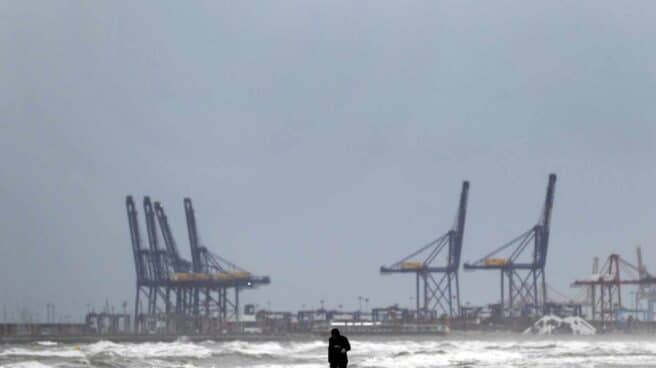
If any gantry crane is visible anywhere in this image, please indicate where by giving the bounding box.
[572,254,656,321]
[464,174,556,317]
[380,181,469,318]
[127,195,270,334]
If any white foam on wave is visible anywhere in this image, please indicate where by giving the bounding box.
[350,340,443,356]
[83,340,213,358]
[0,361,54,368]
[213,340,325,357]
[335,338,656,368]
[508,339,656,359]
[528,352,656,367]
[33,342,57,347]
[245,365,320,368]
[353,340,522,368]
[0,348,84,358]
[6,337,656,367]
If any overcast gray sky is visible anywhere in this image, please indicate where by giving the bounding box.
[1,1,656,321]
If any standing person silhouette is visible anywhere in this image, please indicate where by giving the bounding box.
[328,328,351,368]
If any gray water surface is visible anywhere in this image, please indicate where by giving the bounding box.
[2,335,656,368]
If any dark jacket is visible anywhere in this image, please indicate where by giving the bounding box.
[328,335,351,364]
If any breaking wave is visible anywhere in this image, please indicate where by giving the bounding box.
[0,361,55,368]
[4,336,656,367]
[0,348,84,358]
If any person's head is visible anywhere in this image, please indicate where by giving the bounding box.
[330,328,340,337]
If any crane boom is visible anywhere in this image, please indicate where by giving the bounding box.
[449,181,469,271]
[155,201,191,273]
[126,196,148,282]
[184,198,204,273]
[537,174,556,267]
[144,196,167,281]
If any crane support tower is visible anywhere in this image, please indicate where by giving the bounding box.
[464,174,556,317]
[380,181,469,318]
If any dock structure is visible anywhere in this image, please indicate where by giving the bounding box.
[380,181,469,318]
[464,174,556,317]
[126,196,270,334]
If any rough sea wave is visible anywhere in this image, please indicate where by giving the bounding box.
[2,335,656,368]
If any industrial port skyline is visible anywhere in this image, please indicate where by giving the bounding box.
[2,1,656,329]
[4,172,655,330]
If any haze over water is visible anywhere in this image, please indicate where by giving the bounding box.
[3,1,656,319]
[1,336,655,368]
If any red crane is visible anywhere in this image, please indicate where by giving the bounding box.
[572,254,656,321]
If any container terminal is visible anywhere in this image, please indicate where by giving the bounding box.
[4,173,656,342]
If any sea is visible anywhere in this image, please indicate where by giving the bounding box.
[1,335,656,368]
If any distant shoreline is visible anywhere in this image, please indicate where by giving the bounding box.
[4,330,654,345]
[0,333,313,345]
[1,330,450,344]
